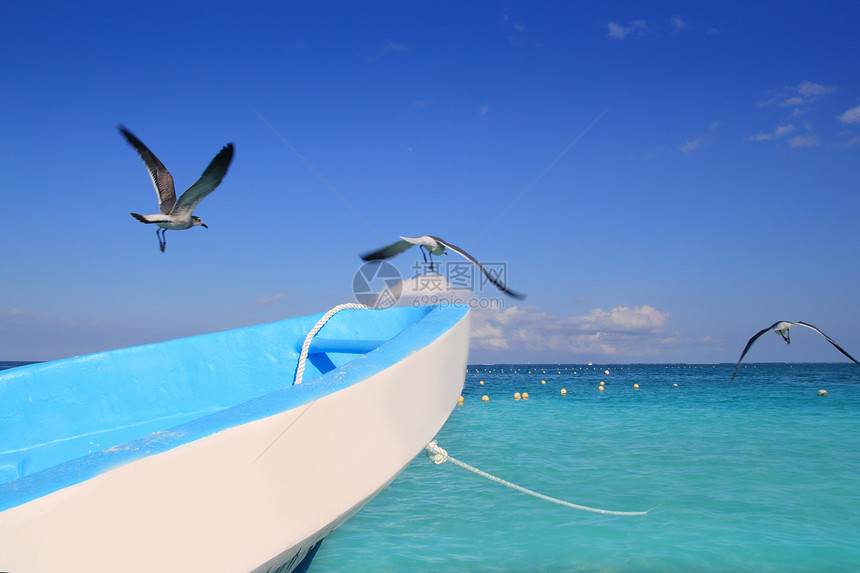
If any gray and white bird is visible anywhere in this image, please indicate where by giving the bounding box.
[730,320,860,384]
[361,235,525,299]
[120,126,234,252]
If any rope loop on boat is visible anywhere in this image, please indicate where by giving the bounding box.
[294,303,370,385]
[424,441,651,517]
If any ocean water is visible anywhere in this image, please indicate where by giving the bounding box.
[313,363,860,572]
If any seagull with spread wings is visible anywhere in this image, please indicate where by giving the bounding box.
[361,235,525,299]
[729,320,860,384]
[120,126,234,252]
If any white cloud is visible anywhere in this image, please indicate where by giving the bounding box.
[366,42,409,62]
[478,105,490,117]
[678,138,701,153]
[789,135,818,148]
[678,122,720,153]
[747,124,794,141]
[774,124,795,137]
[797,80,834,98]
[575,305,668,331]
[607,22,627,39]
[500,9,528,44]
[383,42,409,54]
[838,104,860,124]
[761,81,836,109]
[607,20,648,40]
[671,15,688,32]
[470,305,671,358]
[748,123,819,148]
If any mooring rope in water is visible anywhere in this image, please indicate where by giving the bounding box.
[294,303,370,385]
[424,441,651,516]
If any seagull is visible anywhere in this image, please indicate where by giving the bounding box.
[120,126,234,252]
[360,235,525,299]
[730,321,860,384]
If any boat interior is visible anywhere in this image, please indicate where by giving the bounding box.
[0,305,436,484]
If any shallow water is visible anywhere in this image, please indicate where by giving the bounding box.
[313,363,860,572]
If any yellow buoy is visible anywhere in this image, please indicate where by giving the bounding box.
[560,388,567,395]
[598,386,604,392]
[673,383,678,387]
[479,381,484,385]
[541,380,546,385]
[514,392,521,400]
[633,384,639,389]
[457,396,464,405]
[818,389,828,397]
[604,370,610,375]
[481,395,489,402]
[599,381,604,386]
[522,392,529,399]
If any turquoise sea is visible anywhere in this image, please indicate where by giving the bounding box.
[313,363,860,572]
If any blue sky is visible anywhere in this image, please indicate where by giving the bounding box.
[2,2,859,364]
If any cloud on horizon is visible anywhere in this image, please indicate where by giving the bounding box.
[252,293,287,307]
[470,304,674,359]
[0,308,128,361]
[1,308,97,330]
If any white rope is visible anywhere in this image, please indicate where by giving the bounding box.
[424,441,650,516]
[294,303,370,385]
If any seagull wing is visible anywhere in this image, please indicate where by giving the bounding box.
[794,322,860,366]
[431,236,526,299]
[729,321,784,385]
[360,239,415,261]
[171,143,234,217]
[119,126,176,214]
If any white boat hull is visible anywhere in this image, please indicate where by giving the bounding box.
[0,309,470,572]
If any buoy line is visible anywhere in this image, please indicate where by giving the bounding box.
[424,441,651,516]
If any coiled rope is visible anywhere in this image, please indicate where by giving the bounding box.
[294,303,369,385]
[425,441,650,516]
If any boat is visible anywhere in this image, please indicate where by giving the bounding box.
[0,303,470,572]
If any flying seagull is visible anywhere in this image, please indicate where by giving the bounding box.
[120,126,234,252]
[361,235,525,299]
[730,321,860,384]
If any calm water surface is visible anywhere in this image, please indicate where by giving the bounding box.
[314,363,860,572]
